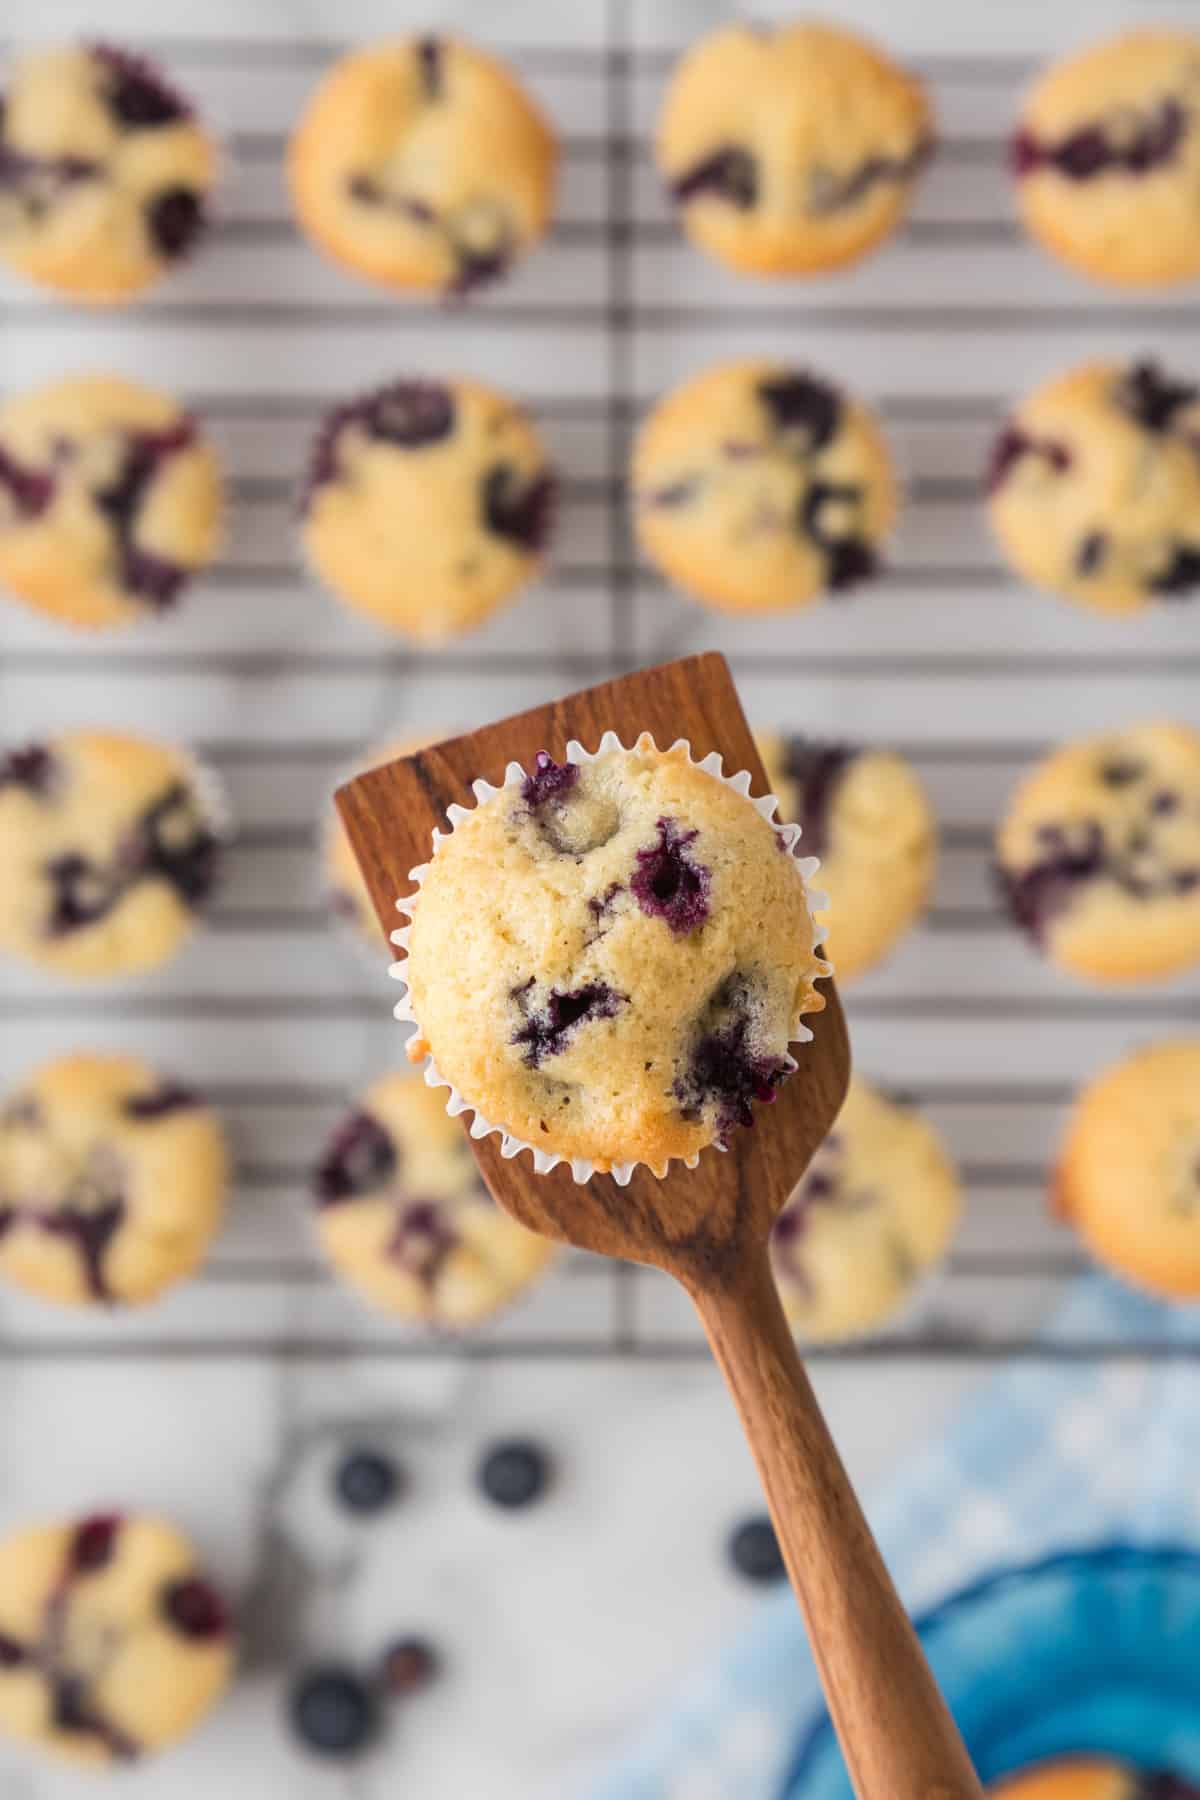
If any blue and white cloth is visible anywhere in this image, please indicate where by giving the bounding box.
[593,1277,1200,1800]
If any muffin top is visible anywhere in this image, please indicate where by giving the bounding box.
[302,378,554,642]
[0,1512,232,1766]
[759,734,935,983]
[1057,1040,1200,1301]
[996,722,1200,985]
[988,359,1200,614]
[0,730,225,980]
[658,20,932,275]
[313,1070,554,1325]
[401,737,827,1174]
[0,1052,227,1308]
[0,44,214,302]
[633,360,896,614]
[288,35,556,295]
[1012,29,1200,287]
[770,1077,960,1342]
[0,374,222,629]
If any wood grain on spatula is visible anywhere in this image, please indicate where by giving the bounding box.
[335,652,983,1800]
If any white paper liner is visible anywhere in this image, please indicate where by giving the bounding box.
[387,731,833,1186]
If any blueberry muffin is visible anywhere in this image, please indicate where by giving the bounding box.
[0,1053,226,1309]
[993,1759,1198,1799]
[658,21,933,277]
[0,1512,232,1766]
[288,36,556,296]
[770,1077,960,1342]
[0,44,215,303]
[313,1072,554,1326]
[0,374,222,629]
[996,723,1200,985]
[1056,1041,1200,1301]
[401,738,828,1174]
[0,731,226,981]
[633,361,896,613]
[988,360,1200,615]
[758,734,935,982]
[1012,30,1200,287]
[302,378,554,642]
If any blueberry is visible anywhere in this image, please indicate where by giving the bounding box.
[1116,361,1198,434]
[416,38,443,101]
[379,1635,440,1696]
[631,817,710,936]
[364,383,455,450]
[0,441,54,519]
[779,739,858,860]
[95,49,188,130]
[728,1516,785,1584]
[289,1666,377,1758]
[0,1634,25,1668]
[123,1081,200,1120]
[521,751,578,810]
[478,1440,551,1509]
[1012,99,1186,184]
[757,373,840,453]
[314,1111,396,1206]
[512,981,626,1067]
[334,1450,402,1516]
[1151,544,1200,600]
[481,463,556,552]
[69,1514,122,1576]
[670,144,758,210]
[0,744,57,795]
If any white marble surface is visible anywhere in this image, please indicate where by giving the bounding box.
[0,0,1193,1793]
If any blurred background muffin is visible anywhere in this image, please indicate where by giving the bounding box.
[0,43,215,301]
[658,20,933,276]
[289,36,557,296]
[313,1070,555,1327]
[633,360,896,613]
[758,733,936,982]
[0,730,227,980]
[0,373,222,629]
[770,1076,961,1342]
[0,1051,227,1308]
[323,729,443,953]
[301,377,555,642]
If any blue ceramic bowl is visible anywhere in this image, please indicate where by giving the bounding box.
[780,1544,1200,1797]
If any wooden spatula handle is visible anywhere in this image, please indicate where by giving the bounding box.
[691,1251,983,1800]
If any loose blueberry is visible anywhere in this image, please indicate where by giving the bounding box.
[162,1577,228,1641]
[334,1450,402,1516]
[757,373,840,454]
[779,739,858,860]
[512,982,625,1066]
[379,1636,440,1696]
[315,1111,397,1206]
[670,145,758,210]
[94,48,189,130]
[123,1081,200,1120]
[0,744,57,795]
[631,817,710,935]
[481,463,555,553]
[521,751,579,810]
[1115,361,1198,434]
[478,1439,551,1509]
[145,186,204,260]
[69,1514,122,1576]
[728,1516,785,1584]
[290,1666,378,1758]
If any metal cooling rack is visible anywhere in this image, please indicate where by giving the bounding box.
[2,14,1199,1366]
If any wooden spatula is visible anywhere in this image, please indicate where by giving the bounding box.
[336,651,983,1800]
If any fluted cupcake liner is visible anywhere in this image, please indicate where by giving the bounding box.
[388,730,832,1187]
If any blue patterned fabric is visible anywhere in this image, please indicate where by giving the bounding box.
[592,1277,1200,1800]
